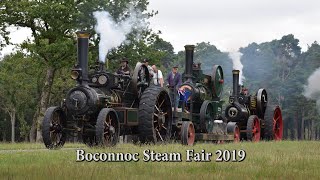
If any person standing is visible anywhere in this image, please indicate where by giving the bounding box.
[151,65,164,87]
[142,58,154,78]
[166,65,182,110]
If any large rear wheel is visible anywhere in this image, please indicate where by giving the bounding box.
[138,86,173,143]
[42,107,66,149]
[263,106,283,140]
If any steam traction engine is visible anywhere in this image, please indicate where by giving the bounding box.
[42,31,173,149]
[174,45,240,145]
[224,70,283,141]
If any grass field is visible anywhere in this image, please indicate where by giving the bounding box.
[0,141,319,179]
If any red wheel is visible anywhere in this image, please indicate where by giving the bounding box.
[273,107,283,140]
[227,122,240,143]
[234,126,240,142]
[264,106,283,141]
[247,115,261,142]
[181,121,195,146]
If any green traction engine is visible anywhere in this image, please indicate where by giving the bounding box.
[42,32,173,149]
[173,45,240,145]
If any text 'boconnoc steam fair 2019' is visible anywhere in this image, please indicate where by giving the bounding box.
[76,149,246,162]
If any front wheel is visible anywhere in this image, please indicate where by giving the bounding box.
[227,122,240,142]
[42,107,66,149]
[181,121,195,146]
[246,115,261,142]
[95,108,120,147]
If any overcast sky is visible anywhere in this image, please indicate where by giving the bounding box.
[148,0,320,52]
[1,0,320,57]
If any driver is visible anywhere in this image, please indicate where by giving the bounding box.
[240,85,249,96]
[116,58,131,75]
[142,58,154,78]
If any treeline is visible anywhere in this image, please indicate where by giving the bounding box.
[0,0,174,142]
[173,36,320,140]
[0,1,319,142]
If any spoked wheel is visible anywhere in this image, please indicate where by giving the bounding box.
[200,100,214,133]
[263,106,283,141]
[211,65,224,98]
[96,108,120,147]
[227,122,240,143]
[42,107,66,149]
[181,121,195,146]
[138,86,173,144]
[132,62,151,97]
[246,115,261,142]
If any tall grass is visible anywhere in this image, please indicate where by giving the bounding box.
[0,141,319,179]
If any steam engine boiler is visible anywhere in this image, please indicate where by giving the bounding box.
[224,70,283,141]
[42,31,173,149]
[173,45,240,145]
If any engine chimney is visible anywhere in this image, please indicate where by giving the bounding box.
[76,31,90,85]
[184,45,195,82]
[232,70,240,97]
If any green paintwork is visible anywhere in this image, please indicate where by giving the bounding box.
[212,65,224,98]
[211,100,223,119]
[116,111,125,124]
[127,109,138,122]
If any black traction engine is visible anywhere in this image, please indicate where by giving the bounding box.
[42,31,173,149]
[224,70,283,141]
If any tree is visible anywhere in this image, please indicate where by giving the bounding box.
[240,35,320,140]
[0,53,39,142]
[150,36,175,68]
[0,0,154,142]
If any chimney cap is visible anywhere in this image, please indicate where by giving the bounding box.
[76,31,90,38]
[232,70,240,74]
[184,45,195,50]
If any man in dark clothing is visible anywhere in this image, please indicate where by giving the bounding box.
[142,58,154,78]
[166,65,182,110]
[116,58,131,75]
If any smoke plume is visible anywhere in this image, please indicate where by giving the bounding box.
[303,67,320,112]
[228,51,245,84]
[93,7,148,63]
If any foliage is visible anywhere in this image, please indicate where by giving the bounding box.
[0,0,176,141]
[0,52,41,141]
[240,36,320,139]
[0,1,320,141]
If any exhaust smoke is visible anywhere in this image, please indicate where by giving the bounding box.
[229,51,245,85]
[303,67,320,113]
[93,6,148,63]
